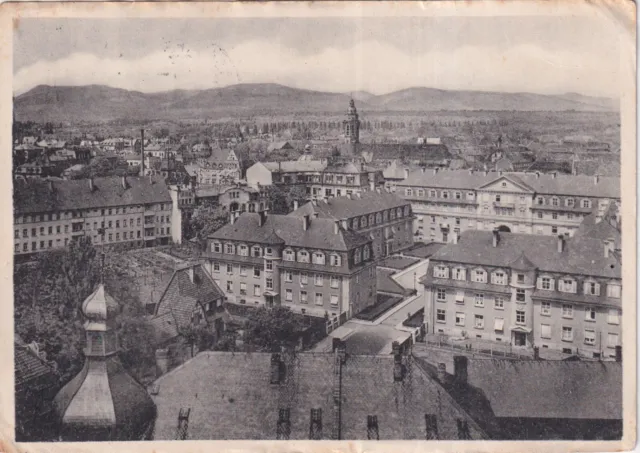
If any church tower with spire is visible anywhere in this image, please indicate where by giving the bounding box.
[343,99,360,144]
[53,284,156,441]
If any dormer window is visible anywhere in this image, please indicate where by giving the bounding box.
[434,265,449,279]
[224,243,235,254]
[363,246,371,260]
[551,197,559,207]
[212,242,221,253]
[452,268,466,281]
[473,269,487,283]
[238,244,248,256]
[312,252,325,265]
[354,248,362,264]
[582,199,591,209]
[537,197,545,205]
[566,198,574,207]
[491,271,507,285]
[430,190,437,198]
[330,254,341,266]
[584,280,600,296]
[375,213,382,224]
[607,283,621,298]
[537,276,554,291]
[442,191,449,199]
[352,218,359,229]
[404,206,410,216]
[455,191,461,200]
[360,216,367,228]
[559,278,576,293]
[283,249,295,261]
[368,214,375,225]
[397,208,403,218]
[405,189,413,196]
[251,245,263,257]
[298,250,310,263]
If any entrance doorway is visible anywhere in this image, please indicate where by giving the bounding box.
[497,225,511,233]
[513,331,527,346]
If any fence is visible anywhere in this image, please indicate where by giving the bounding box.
[424,334,533,360]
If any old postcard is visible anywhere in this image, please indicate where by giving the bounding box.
[0,1,636,452]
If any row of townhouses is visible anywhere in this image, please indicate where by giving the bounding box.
[13,176,181,257]
[396,169,620,242]
[423,205,622,358]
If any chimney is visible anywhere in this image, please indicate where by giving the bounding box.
[437,363,447,383]
[533,346,540,360]
[392,341,404,382]
[433,168,439,175]
[155,348,170,376]
[615,345,622,362]
[557,234,565,253]
[334,221,340,234]
[535,171,540,179]
[421,167,426,174]
[88,177,94,191]
[293,200,299,211]
[403,168,409,179]
[369,179,375,192]
[121,175,128,189]
[270,353,284,384]
[551,172,557,179]
[594,174,600,184]
[140,129,145,177]
[187,266,194,283]
[492,229,500,247]
[453,356,468,384]
[303,214,311,231]
[259,211,267,227]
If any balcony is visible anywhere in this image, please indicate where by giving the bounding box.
[493,201,516,209]
[144,209,156,217]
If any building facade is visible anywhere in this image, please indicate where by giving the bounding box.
[204,212,377,319]
[14,176,178,257]
[422,223,622,358]
[290,189,414,259]
[397,169,620,243]
[186,149,243,185]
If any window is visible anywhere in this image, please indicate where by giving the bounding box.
[354,249,362,264]
[540,324,551,339]
[300,291,308,304]
[562,326,573,341]
[495,194,501,203]
[516,274,525,284]
[266,278,274,290]
[562,304,573,318]
[607,333,619,348]
[363,246,371,261]
[585,307,596,321]
[298,250,309,263]
[433,265,449,279]
[551,197,559,206]
[300,273,308,285]
[436,309,446,323]
[455,191,461,200]
[584,281,600,296]
[330,295,339,306]
[516,289,525,302]
[584,329,596,345]
[330,255,341,266]
[473,269,486,283]
[537,197,544,205]
[442,191,449,199]
[455,312,465,326]
[607,284,621,298]
[559,278,576,293]
[552,213,558,220]
[252,246,262,257]
[265,247,273,256]
[436,288,446,301]
[491,271,506,285]
[239,244,248,256]
[453,268,466,281]
[474,314,484,329]
[425,414,439,440]
[516,310,525,324]
[541,302,551,315]
[265,260,273,271]
[285,289,293,301]
[224,243,235,254]
[405,189,413,196]
[607,308,620,325]
[314,275,324,286]
[284,271,293,282]
[551,226,558,234]
[22,229,27,238]
[315,293,323,306]
[330,276,340,289]
[494,297,504,309]
[239,282,247,295]
[582,199,591,209]
[226,281,233,293]
[226,264,233,274]
[566,198,574,207]
[254,267,261,278]
[474,294,484,307]
[284,249,295,261]
[312,252,325,265]
[254,285,261,296]
[539,276,553,291]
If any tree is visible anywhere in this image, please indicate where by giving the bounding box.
[188,200,228,243]
[69,156,130,180]
[265,185,307,214]
[243,306,305,352]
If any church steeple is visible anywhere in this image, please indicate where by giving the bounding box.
[343,99,360,144]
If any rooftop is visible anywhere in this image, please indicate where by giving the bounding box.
[402,242,446,259]
[377,255,421,270]
[290,191,409,220]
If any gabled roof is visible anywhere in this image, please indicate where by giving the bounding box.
[151,350,486,440]
[15,342,58,390]
[210,212,370,251]
[14,176,171,215]
[508,252,537,271]
[261,160,327,173]
[290,191,409,220]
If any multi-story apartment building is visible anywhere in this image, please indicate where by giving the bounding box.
[203,211,377,319]
[290,189,414,259]
[14,176,180,257]
[422,212,622,358]
[246,159,383,201]
[398,169,620,243]
[185,149,244,185]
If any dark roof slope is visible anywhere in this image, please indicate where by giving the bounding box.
[14,175,171,215]
[209,212,370,251]
[376,268,410,296]
[355,143,452,162]
[427,230,620,279]
[151,351,486,440]
[290,191,409,220]
[15,342,58,390]
[466,360,622,420]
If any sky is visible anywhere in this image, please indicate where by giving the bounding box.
[13,16,622,98]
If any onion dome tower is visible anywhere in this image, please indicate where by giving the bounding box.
[53,284,156,441]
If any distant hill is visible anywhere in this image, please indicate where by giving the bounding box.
[14,83,618,123]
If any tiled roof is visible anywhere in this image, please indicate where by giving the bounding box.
[290,191,409,220]
[350,143,453,162]
[428,230,620,279]
[148,312,180,345]
[14,342,57,390]
[376,269,409,296]
[155,264,225,330]
[151,350,486,440]
[14,176,171,215]
[209,212,370,252]
[261,160,327,173]
[324,161,363,174]
[398,170,620,198]
[465,360,622,420]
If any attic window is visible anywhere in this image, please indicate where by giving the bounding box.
[309,408,323,440]
[367,415,379,440]
[276,408,291,440]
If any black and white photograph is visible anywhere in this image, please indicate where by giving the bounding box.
[5,1,636,449]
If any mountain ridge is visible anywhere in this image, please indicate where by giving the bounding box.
[14,83,618,123]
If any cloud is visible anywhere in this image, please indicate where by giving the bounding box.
[13,39,619,98]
